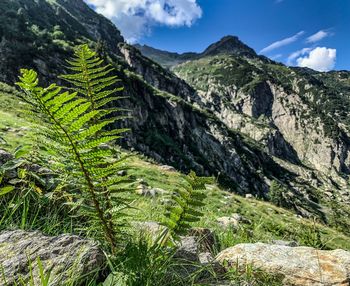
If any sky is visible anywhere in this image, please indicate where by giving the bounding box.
[85,0,350,71]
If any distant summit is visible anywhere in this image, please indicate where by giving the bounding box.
[134,35,258,69]
[201,36,257,58]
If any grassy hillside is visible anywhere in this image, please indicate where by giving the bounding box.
[1,81,350,253]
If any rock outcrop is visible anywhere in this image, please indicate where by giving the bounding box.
[0,230,104,285]
[216,243,350,286]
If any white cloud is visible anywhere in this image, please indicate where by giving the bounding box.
[306,30,331,43]
[296,47,336,71]
[259,31,305,54]
[85,0,202,43]
[287,47,311,65]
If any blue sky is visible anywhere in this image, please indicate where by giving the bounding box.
[86,0,350,71]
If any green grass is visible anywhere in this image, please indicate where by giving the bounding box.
[0,83,34,151]
[173,55,260,92]
[1,81,350,285]
[118,156,350,251]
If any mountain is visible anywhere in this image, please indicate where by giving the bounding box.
[1,0,350,229]
[201,35,257,58]
[134,35,257,69]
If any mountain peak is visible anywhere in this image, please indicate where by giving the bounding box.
[202,35,257,57]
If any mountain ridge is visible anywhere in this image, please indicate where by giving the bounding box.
[135,35,259,69]
[1,0,350,227]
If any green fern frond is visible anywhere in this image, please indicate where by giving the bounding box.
[16,47,131,252]
[60,44,125,116]
[162,171,212,242]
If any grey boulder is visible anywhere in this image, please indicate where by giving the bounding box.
[216,242,350,286]
[0,230,105,285]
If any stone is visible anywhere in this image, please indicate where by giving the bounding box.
[188,227,218,253]
[271,240,299,247]
[216,243,350,286]
[216,213,250,229]
[245,194,254,199]
[117,170,127,176]
[148,187,167,197]
[198,252,214,265]
[0,149,13,165]
[217,216,240,228]
[0,230,104,286]
[135,183,149,195]
[175,228,218,262]
[132,221,165,239]
[231,213,251,224]
[135,184,166,197]
[175,236,199,262]
[159,165,177,172]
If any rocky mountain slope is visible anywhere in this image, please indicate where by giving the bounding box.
[1,0,350,226]
[137,37,350,222]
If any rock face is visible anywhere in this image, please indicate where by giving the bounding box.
[0,230,104,285]
[216,243,350,286]
[117,43,294,199]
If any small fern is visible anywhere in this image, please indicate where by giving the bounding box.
[160,171,211,245]
[16,46,133,252]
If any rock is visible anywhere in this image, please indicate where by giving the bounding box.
[271,240,299,247]
[0,230,104,286]
[216,243,350,286]
[135,183,149,195]
[245,194,254,199]
[135,184,166,197]
[159,165,177,172]
[160,198,172,205]
[231,213,251,224]
[216,213,251,229]
[132,221,165,239]
[198,251,226,275]
[149,187,167,196]
[175,228,218,262]
[175,236,199,262]
[0,149,13,165]
[198,252,214,264]
[188,227,218,253]
[117,170,127,176]
[217,217,239,228]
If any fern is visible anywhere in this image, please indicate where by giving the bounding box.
[59,45,132,237]
[59,44,127,119]
[16,47,132,252]
[160,171,211,245]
